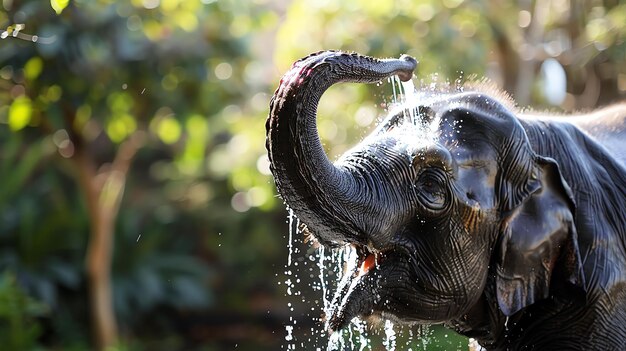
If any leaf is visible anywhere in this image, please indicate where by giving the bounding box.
[50,0,69,15]
[8,97,33,131]
[106,114,137,143]
[156,117,181,145]
[0,140,43,202]
[24,57,43,81]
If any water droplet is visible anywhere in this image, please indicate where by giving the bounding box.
[383,320,397,351]
[285,325,294,341]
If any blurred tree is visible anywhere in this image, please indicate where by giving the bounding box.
[1,0,279,349]
[275,0,625,113]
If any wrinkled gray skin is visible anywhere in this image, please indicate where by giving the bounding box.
[266,51,626,350]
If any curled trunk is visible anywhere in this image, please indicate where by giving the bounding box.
[266,51,416,245]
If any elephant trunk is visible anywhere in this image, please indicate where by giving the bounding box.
[266,51,417,245]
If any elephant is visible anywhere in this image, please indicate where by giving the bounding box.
[266,51,626,350]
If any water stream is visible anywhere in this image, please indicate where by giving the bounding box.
[398,75,420,125]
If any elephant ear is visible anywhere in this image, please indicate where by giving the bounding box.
[496,156,585,316]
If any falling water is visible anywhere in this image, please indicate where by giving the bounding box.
[284,209,296,350]
[390,76,399,104]
[392,74,443,145]
[317,245,328,311]
[399,76,420,125]
[284,210,437,349]
[288,209,295,266]
[383,320,397,351]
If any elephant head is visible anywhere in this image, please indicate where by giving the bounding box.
[266,51,584,334]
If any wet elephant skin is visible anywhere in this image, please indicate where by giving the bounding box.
[266,51,626,350]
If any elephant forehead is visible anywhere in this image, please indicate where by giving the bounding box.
[429,91,515,120]
[426,93,521,142]
[341,131,435,164]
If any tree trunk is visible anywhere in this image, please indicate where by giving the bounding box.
[514,0,548,106]
[75,135,142,351]
[86,205,117,350]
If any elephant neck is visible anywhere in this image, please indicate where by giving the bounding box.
[448,283,510,348]
[452,283,584,349]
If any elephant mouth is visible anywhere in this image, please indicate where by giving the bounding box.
[326,244,400,332]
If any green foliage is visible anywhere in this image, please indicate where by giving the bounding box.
[50,0,69,15]
[8,96,32,131]
[0,272,48,351]
[111,210,214,323]
[0,130,84,306]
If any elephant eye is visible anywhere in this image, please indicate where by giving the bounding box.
[416,170,447,212]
